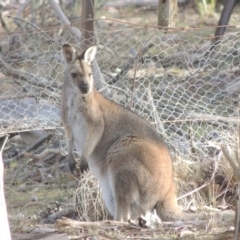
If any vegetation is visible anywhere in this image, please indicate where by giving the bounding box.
[194,0,217,17]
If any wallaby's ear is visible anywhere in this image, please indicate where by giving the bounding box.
[62,44,77,64]
[83,45,97,65]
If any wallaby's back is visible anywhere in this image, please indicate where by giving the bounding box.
[90,92,167,158]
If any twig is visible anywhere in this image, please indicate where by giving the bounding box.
[147,88,168,140]
[130,32,154,109]
[35,167,46,182]
[24,148,60,161]
[221,145,240,181]
[56,217,138,229]
[4,133,53,163]
[48,0,81,42]
[8,16,56,43]
[0,135,9,153]
[177,182,209,201]
[0,93,42,101]
[14,0,31,28]
[108,43,154,85]
[0,56,61,99]
[17,183,75,192]
[44,206,75,222]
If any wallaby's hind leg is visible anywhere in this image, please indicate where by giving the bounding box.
[112,172,131,221]
[114,194,131,221]
[156,183,182,221]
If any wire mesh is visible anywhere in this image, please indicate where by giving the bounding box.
[0,21,239,163]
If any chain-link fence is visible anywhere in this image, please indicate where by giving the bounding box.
[0,20,240,164]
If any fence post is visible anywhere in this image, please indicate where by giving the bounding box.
[158,0,178,31]
[81,0,95,50]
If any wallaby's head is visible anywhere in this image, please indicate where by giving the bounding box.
[62,44,97,94]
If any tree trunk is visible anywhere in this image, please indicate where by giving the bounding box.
[158,0,178,31]
[81,0,95,50]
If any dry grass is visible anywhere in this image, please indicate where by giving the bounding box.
[75,171,110,222]
[175,153,236,211]
[73,154,236,222]
[4,177,75,232]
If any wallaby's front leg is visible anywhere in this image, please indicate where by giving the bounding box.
[79,125,102,173]
[67,134,89,173]
[65,130,77,173]
[65,122,89,173]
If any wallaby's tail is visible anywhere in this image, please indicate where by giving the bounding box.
[156,185,182,221]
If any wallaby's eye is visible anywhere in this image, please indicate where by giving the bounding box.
[89,72,92,77]
[71,73,77,78]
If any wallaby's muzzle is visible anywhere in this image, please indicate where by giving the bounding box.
[79,82,90,94]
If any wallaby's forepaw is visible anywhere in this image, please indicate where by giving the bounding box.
[69,160,89,177]
[77,156,89,174]
[69,161,77,174]
[68,153,77,174]
[79,161,89,173]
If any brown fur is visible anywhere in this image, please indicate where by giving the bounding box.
[61,44,182,221]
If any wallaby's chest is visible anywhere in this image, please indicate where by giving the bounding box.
[65,90,88,153]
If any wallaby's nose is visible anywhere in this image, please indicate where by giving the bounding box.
[79,83,90,94]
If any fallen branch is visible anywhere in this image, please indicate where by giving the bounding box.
[4,133,53,163]
[195,230,237,240]
[16,183,75,192]
[24,148,60,161]
[8,16,56,43]
[108,43,154,85]
[14,0,31,28]
[11,232,65,240]
[44,207,75,223]
[0,56,61,99]
[48,0,81,42]
[56,217,135,229]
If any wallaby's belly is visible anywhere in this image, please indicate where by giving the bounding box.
[73,125,87,156]
[88,156,115,216]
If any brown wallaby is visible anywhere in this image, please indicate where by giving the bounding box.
[61,44,182,221]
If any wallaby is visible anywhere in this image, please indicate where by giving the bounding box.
[61,44,182,221]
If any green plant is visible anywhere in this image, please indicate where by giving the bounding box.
[195,0,217,17]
